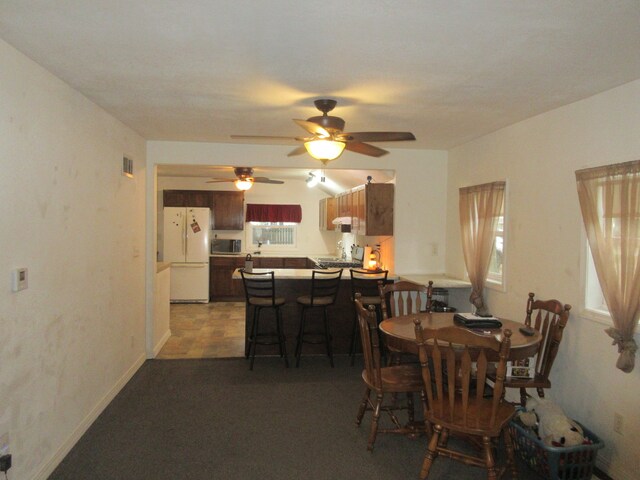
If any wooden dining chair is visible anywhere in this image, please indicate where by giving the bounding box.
[354,295,427,451]
[379,280,434,318]
[379,280,433,363]
[240,269,289,370]
[348,268,389,364]
[414,319,517,480]
[506,292,572,406]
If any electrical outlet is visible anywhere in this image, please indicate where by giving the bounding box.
[613,412,623,434]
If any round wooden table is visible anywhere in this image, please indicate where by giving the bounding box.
[379,312,541,361]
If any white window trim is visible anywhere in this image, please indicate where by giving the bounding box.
[245,222,298,251]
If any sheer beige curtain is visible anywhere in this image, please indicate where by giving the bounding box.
[576,159,640,373]
[459,181,505,315]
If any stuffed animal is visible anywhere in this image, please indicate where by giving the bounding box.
[525,396,585,447]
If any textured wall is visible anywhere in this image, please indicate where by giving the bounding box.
[0,39,147,479]
[446,80,640,480]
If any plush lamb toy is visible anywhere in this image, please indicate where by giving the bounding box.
[525,396,585,447]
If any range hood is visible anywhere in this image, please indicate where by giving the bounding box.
[332,216,352,232]
[331,216,352,225]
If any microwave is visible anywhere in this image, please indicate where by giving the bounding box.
[211,239,241,254]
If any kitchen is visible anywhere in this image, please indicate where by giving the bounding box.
[154,163,471,358]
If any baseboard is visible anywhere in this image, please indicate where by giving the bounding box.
[33,353,146,480]
[596,453,633,480]
[152,329,172,358]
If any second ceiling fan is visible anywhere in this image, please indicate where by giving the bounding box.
[206,167,283,191]
[231,99,416,163]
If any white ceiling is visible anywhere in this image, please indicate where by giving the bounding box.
[1,1,639,152]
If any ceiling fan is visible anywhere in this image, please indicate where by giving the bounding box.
[206,167,284,191]
[231,99,416,163]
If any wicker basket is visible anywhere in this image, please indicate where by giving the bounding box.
[509,417,604,480]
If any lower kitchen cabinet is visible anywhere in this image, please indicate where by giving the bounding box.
[210,256,245,300]
[209,256,314,300]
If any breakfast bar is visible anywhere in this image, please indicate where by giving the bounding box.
[232,268,397,357]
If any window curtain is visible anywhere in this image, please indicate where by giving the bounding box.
[575,159,640,373]
[245,204,302,223]
[459,181,506,315]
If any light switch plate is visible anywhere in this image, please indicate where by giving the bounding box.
[12,268,28,292]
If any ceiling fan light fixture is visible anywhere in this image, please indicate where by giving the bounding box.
[234,178,253,191]
[304,139,346,161]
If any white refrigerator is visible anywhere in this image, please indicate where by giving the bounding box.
[163,207,210,303]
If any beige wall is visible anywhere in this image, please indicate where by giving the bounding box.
[446,80,640,480]
[0,39,147,479]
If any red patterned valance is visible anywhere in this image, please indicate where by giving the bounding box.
[245,204,302,223]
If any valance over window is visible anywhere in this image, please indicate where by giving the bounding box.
[245,204,302,223]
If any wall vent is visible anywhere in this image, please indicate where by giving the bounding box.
[122,156,133,178]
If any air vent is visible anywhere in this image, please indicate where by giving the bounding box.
[122,156,133,178]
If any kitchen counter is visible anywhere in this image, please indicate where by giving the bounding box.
[232,268,398,280]
[211,252,338,259]
[399,274,471,289]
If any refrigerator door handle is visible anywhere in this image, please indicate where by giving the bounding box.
[182,212,187,257]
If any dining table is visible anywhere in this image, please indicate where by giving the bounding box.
[379,312,541,361]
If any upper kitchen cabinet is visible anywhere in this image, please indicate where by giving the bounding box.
[211,191,244,230]
[353,183,394,236]
[163,189,244,230]
[336,190,353,218]
[318,197,336,231]
[163,189,211,208]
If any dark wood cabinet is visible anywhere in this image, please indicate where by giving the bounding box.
[163,190,188,207]
[163,189,244,231]
[209,256,244,300]
[283,257,308,269]
[350,183,394,236]
[254,257,284,269]
[211,191,244,230]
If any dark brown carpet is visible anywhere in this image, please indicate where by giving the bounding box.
[49,356,541,479]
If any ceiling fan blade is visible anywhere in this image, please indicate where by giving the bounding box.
[253,177,285,184]
[339,131,416,142]
[293,119,330,138]
[205,179,235,183]
[287,145,308,157]
[230,134,297,141]
[344,142,389,158]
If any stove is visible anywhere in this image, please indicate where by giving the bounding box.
[317,260,363,269]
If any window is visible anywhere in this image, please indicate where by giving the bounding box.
[486,196,506,289]
[250,222,297,247]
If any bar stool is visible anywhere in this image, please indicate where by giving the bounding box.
[295,269,343,367]
[348,268,389,365]
[240,270,288,370]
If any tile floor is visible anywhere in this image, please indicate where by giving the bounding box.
[156,302,246,359]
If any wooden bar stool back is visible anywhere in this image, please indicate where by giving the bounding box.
[348,268,389,364]
[295,269,343,367]
[240,270,288,370]
[354,295,426,451]
[414,320,517,480]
